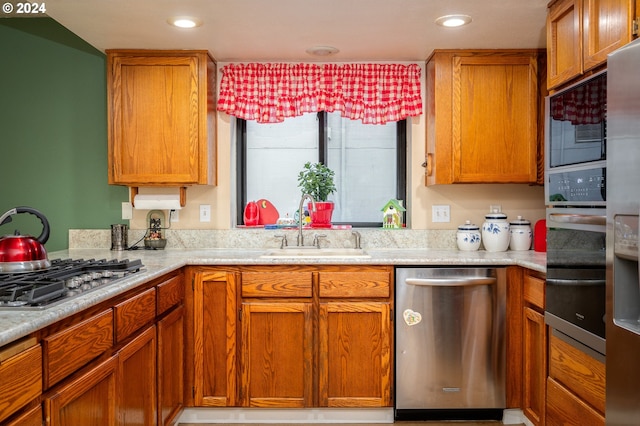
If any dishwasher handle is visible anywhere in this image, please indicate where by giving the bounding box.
[405,276,496,287]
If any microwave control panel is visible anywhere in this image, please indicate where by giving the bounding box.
[547,167,606,206]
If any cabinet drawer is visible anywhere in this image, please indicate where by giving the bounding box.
[114,287,157,343]
[546,377,604,426]
[157,274,184,316]
[241,271,313,298]
[548,333,605,414]
[44,309,113,388]
[0,342,42,423]
[319,271,390,298]
[523,272,545,309]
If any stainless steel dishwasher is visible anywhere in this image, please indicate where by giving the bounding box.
[395,267,506,421]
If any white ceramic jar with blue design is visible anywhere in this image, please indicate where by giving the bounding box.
[482,211,510,252]
[457,220,481,251]
[509,216,532,250]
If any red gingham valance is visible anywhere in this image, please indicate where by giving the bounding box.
[217,63,423,124]
[550,76,606,125]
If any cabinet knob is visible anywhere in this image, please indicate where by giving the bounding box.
[422,153,433,176]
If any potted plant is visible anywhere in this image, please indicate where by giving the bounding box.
[297,162,337,227]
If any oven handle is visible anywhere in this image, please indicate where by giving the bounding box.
[548,213,606,226]
[546,278,606,286]
[405,277,496,287]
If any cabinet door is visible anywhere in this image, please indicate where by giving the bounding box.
[318,301,391,407]
[118,325,157,426]
[45,357,118,426]
[583,0,634,71]
[240,302,313,407]
[452,55,538,183]
[107,51,214,186]
[523,307,547,426]
[547,0,583,89]
[157,305,184,426]
[193,270,237,406]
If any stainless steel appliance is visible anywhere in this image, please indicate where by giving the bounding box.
[544,69,608,356]
[0,258,144,309]
[606,37,640,425]
[395,267,506,421]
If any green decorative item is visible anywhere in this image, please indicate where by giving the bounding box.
[381,199,406,229]
[297,162,336,227]
[297,162,336,202]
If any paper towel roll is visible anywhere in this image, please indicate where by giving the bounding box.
[133,194,182,210]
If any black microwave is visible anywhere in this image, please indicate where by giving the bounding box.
[545,71,607,207]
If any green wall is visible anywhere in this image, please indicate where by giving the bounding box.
[0,18,128,252]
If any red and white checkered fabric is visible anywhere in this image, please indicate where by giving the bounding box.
[218,63,423,124]
[550,76,606,125]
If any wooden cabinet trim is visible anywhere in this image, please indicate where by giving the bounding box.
[44,309,113,389]
[0,343,42,423]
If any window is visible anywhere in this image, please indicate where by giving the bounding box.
[237,112,406,227]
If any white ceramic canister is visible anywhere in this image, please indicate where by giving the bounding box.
[509,215,533,251]
[482,211,510,252]
[457,220,481,251]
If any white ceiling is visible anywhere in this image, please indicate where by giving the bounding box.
[45,0,548,62]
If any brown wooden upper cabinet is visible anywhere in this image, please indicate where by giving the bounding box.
[547,0,636,90]
[106,50,217,187]
[425,50,542,185]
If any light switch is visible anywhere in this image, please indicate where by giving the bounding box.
[432,205,450,223]
[199,205,211,222]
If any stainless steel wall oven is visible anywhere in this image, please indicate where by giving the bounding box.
[544,70,607,355]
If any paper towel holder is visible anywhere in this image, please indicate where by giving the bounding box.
[130,187,187,208]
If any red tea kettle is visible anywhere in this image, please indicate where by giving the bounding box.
[0,206,51,273]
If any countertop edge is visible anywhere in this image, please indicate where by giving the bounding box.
[0,248,545,347]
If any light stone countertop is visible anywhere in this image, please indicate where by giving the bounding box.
[0,246,545,348]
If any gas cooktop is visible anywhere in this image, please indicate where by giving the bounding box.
[0,258,144,309]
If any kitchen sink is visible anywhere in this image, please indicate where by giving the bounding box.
[260,247,370,258]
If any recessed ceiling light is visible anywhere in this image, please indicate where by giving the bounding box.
[306,46,340,57]
[435,14,472,28]
[167,17,202,28]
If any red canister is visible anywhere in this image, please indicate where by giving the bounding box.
[534,219,547,252]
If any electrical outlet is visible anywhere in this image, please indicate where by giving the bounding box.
[169,209,179,222]
[490,204,502,213]
[121,202,132,220]
[432,205,450,223]
[199,205,211,222]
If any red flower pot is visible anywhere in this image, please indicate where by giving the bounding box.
[309,201,334,228]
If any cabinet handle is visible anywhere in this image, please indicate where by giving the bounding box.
[422,153,433,176]
[405,277,496,287]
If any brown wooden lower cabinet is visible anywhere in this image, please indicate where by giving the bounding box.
[318,301,391,407]
[546,332,606,425]
[523,306,546,426]
[240,301,314,407]
[158,305,184,425]
[118,325,157,426]
[3,404,43,426]
[188,265,394,409]
[0,341,42,424]
[45,356,118,426]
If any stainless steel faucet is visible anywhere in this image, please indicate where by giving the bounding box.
[297,194,316,246]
